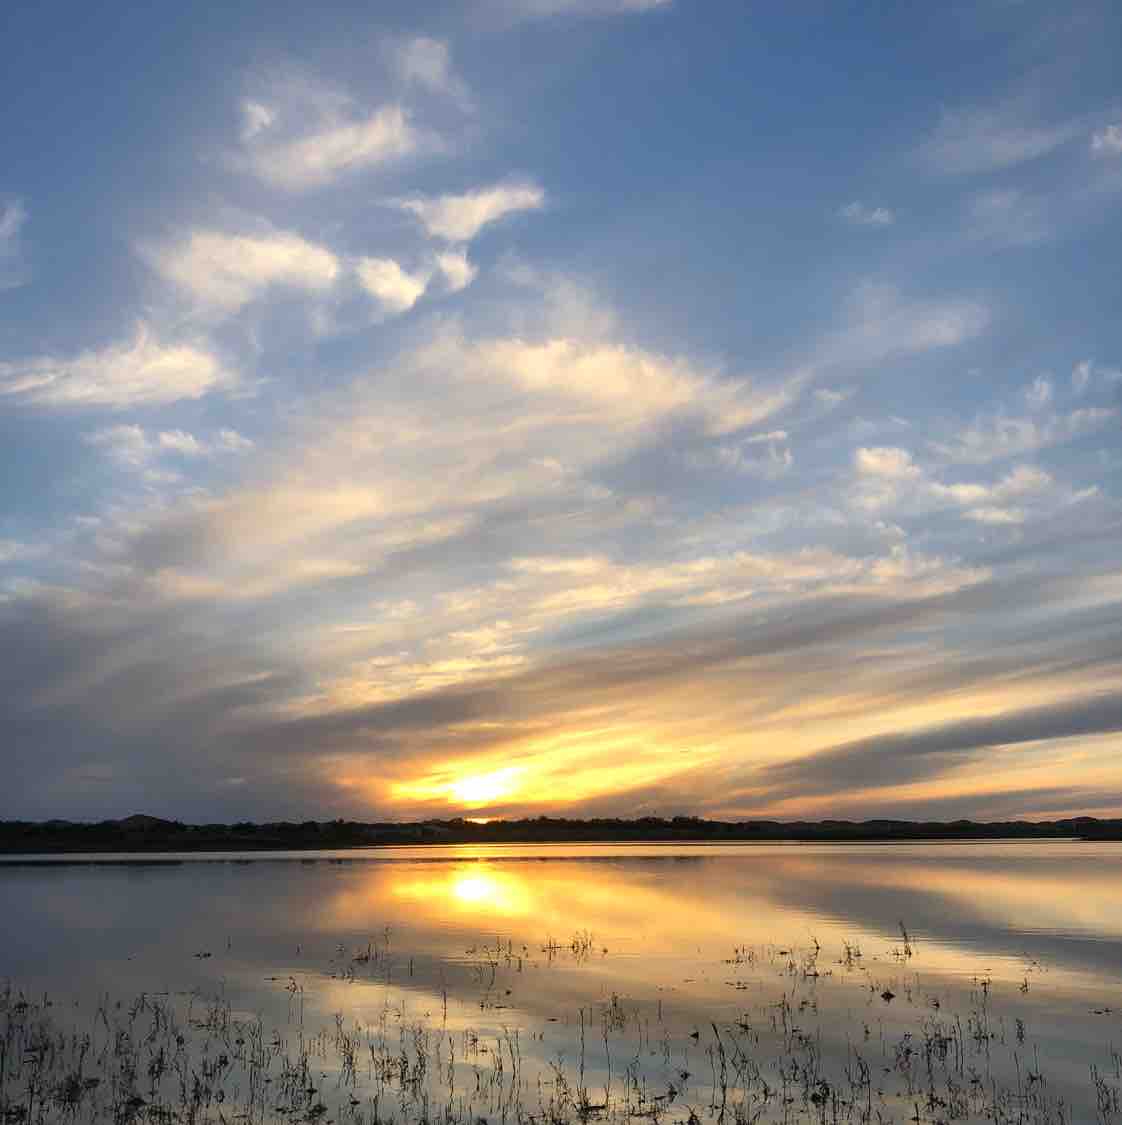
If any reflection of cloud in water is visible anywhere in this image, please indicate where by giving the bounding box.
[8,844,1122,991]
[6,844,1122,1124]
[308,844,1122,988]
[6,844,1122,1031]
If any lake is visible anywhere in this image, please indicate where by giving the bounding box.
[2,841,1120,1124]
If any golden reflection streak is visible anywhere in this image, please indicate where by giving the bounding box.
[319,846,1122,991]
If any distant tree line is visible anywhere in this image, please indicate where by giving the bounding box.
[1,812,1120,853]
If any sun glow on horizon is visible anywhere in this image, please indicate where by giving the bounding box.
[452,767,521,805]
[391,765,525,809]
[385,728,722,815]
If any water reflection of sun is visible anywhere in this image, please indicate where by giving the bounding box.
[393,866,533,916]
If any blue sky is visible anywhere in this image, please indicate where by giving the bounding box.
[2,0,1121,822]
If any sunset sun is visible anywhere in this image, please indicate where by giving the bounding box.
[392,765,525,810]
[449,767,522,807]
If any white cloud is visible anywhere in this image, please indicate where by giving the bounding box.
[87,424,154,467]
[166,325,789,574]
[158,430,207,456]
[1073,360,1092,395]
[399,182,545,242]
[1072,359,1122,395]
[356,257,430,315]
[462,337,788,436]
[965,506,1025,526]
[0,324,231,409]
[0,199,25,244]
[930,464,1052,507]
[0,198,28,289]
[966,188,1050,247]
[502,544,985,627]
[839,201,895,227]
[1091,124,1122,157]
[217,428,255,453]
[852,440,1066,526]
[37,289,1039,742]
[240,100,276,141]
[500,0,670,15]
[1025,375,1053,410]
[714,438,793,479]
[823,284,989,372]
[994,464,1052,496]
[853,432,1057,512]
[88,424,253,468]
[392,36,468,103]
[685,430,794,479]
[146,229,340,315]
[923,102,1081,175]
[814,387,853,410]
[435,249,478,293]
[242,104,419,190]
[930,407,1116,465]
[855,446,922,481]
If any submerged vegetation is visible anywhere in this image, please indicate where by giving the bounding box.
[2,925,1119,1125]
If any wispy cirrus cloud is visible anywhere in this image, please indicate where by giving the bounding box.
[391,36,470,104]
[5,4,1122,825]
[87,424,253,469]
[454,335,791,436]
[236,97,422,190]
[754,692,1122,805]
[490,0,670,19]
[851,445,1064,527]
[696,431,793,480]
[0,198,29,289]
[1091,123,1122,157]
[12,550,1119,821]
[229,42,478,192]
[1072,359,1122,395]
[817,283,989,373]
[922,98,1083,175]
[1025,375,1054,410]
[31,283,800,634]
[930,405,1116,465]
[965,187,1052,247]
[838,201,895,227]
[239,100,276,142]
[0,324,233,409]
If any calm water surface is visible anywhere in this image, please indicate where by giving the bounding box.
[2,841,1121,1124]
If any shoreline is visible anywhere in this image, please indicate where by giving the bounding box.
[2,813,1121,856]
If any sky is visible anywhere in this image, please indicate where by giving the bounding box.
[1,0,1121,824]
